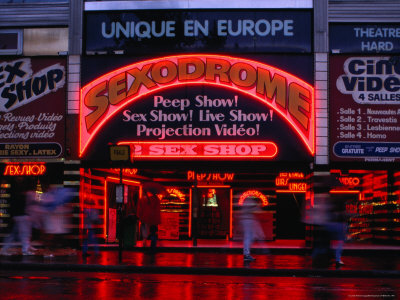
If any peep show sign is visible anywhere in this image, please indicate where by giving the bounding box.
[330,55,400,162]
[85,10,312,54]
[80,54,314,162]
[0,57,66,158]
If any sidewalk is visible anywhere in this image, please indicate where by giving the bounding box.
[0,240,399,278]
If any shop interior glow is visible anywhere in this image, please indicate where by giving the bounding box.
[80,54,315,158]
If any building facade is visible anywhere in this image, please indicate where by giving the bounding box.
[0,0,399,247]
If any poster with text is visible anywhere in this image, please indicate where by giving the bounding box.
[0,57,66,158]
[330,55,400,162]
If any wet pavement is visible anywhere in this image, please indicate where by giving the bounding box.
[1,270,399,299]
[1,240,400,278]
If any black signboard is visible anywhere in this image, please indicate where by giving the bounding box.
[85,10,312,54]
[330,23,400,54]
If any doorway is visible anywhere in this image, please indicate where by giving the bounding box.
[193,187,231,238]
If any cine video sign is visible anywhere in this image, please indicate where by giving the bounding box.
[330,55,400,162]
[80,54,314,162]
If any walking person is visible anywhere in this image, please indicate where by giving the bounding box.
[240,196,263,262]
[0,177,34,256]
[82,200,100,257]
[327,195,347,268]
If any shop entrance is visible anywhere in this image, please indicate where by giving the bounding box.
[194,187,231,239]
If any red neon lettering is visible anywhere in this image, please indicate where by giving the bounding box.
[3,163,46,176]
[288,182,307,192]
[275,178,288,186]
[187,171,235,182]
[118,141,277,159]
[238,190,268,206]
[338,177,360,186]
[187,171,195,180]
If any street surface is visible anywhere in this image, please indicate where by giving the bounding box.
[0,270,398,299]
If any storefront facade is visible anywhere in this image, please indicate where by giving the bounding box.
[1,0,399,247]
[79,2,315,244]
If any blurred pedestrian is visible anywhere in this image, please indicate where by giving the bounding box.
[82,200,100,257]
[0,177,34,256]
[41,185,74,257]
[307,174,334,268]
[240,196,264,262]
[327,195,347,268]
[137,190,161,250]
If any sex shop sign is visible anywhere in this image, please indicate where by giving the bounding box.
[0,57,66,158]
[80,54,315,162]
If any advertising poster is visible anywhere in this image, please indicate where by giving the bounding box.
[158,212,180,240]
[0,57,66,158]
[330,55,400,162]
[80,54,314,162]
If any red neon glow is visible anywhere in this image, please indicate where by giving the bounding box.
[196,185,231,188]
[330,190,360,194]
[275,172,307,192]
[80,169,106,238]
[238,190,269,206]
[79,54,315,157]
[276,189,306,193]
[118,141,277,160]
[4,162,46,176]
[338,176,360,187]
[111,168,138,175]
[189,188,192,237]
[187,170,235,182]
[163,188,185,202]
[104,177,141,239]
[230,189,233,238]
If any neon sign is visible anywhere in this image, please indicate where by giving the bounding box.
[165,188,185,201]
[275,172,306,193]
[238,190,269,206]
[80,54,314,157]
[118,141,277,159]
[3,162,46,176]
[338,176,360,187]
[111,168,138,175]
[187,170,234,182]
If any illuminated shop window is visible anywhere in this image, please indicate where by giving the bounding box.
[202,189,218,207]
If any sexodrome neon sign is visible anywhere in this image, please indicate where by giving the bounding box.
[80,54,314,157]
